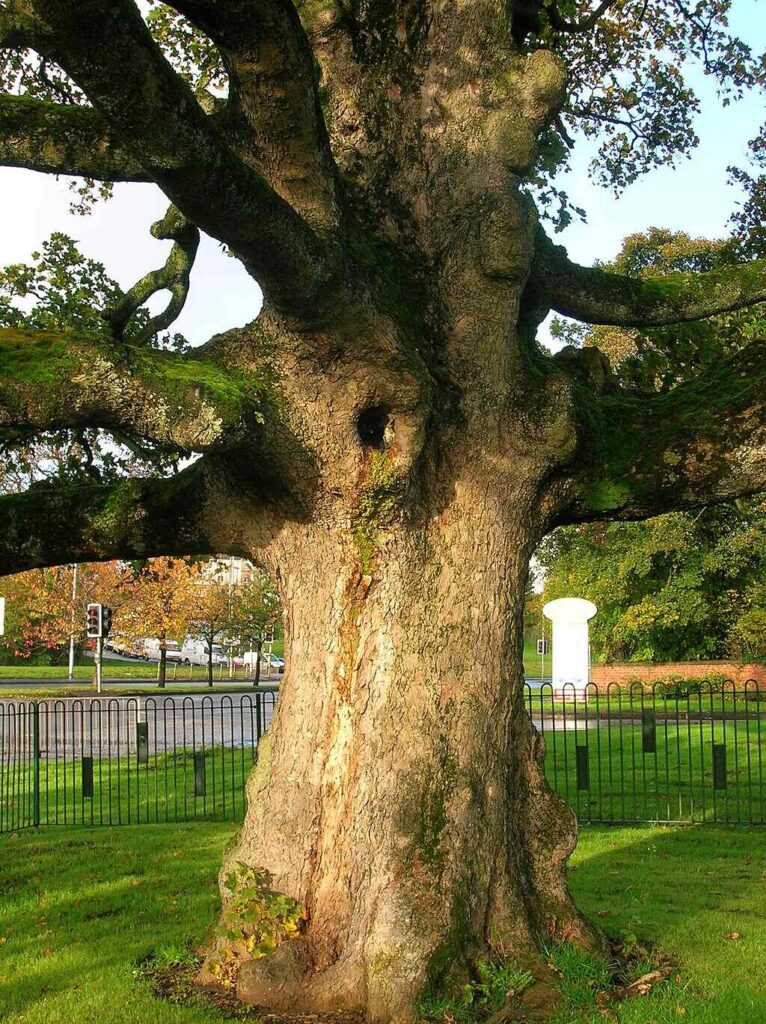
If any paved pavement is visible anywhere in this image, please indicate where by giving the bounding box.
[0,690,278,758]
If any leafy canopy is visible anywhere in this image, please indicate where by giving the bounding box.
[541,227,766,663]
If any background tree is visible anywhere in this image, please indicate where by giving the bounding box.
[540,229,766,664]
[228,568,282,684]
[0,560,121,662]
[0,2,765,1018]
[120,556,202,686]
[187,568,234,686]
[537,497,766,662]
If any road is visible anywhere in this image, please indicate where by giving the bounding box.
[1,685,602,763]
[0,690,278,758]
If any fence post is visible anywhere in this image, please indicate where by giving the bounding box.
[32,701,41,828]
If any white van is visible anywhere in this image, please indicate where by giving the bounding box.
[242,651,285,675]
[142,638,182,662]
[181,637,228,667]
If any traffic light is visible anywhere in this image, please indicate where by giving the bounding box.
[86,603,102,638]
[86,604,114,639]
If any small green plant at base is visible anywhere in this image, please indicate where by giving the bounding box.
[208,863,306,988]
[419,956,534,1022]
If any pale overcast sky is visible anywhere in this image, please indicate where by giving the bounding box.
[0,0,762,349]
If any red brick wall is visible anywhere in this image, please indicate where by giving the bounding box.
[591,661,766,688]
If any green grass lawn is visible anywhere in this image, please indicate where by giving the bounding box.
[568,825,766,1023]
[1,746,257,833]
[523,638,545,676]
[0,661,283,681]
[536,711,766,825]
[1,822,765,1023]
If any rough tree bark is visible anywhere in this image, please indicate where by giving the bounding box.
[0,2,766,1020]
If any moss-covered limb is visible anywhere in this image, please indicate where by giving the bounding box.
[0,326,263,452]
[105,207,199,343]
[560,340,766,523]
[0,461,215,575]
[162,0,340,231]
[0,7,32,49]
[536,229,766,327]
[23,0,341,318]
[0,92,151,181]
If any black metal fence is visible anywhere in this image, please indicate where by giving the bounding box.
[529,680,766,825]
[0,691,276,833]
[2,680,765,833]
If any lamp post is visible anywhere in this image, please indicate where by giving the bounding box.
[67,563,79,681]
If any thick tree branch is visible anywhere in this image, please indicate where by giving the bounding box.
[0,4,30,47]
[16,0,340,318]
[546,0,616,33]
[558,340,766,523]
[0,326,258,452]
[0,93,151,180]
[0,461,217,573]
[162,0,340,229]
[536,230,766,326]
[105,206,199,343]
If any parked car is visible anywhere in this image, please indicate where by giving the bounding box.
[105,634,140,658]
[142,638,183,662]
[241,651,285,675]
[181,637,229,667]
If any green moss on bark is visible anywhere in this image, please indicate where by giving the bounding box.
[352,449,405,573]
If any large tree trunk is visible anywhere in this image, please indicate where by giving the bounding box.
[201,477,598,1020]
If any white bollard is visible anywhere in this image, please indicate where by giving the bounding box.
[543,597,597,701]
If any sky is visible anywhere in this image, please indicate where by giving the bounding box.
[0,1,763,349]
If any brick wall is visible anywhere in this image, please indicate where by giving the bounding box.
[591,661,766,688]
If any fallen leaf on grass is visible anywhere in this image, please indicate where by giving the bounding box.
[596,910,611,917]
[611,968,672,1001]
[728,932,741,941]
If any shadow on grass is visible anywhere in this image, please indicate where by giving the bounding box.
[570,824,766,1023]
[0,823,237,1023]
[2,821,765,1024]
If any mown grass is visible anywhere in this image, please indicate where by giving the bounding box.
[0,662,283,682]
[1,823,765,1023]
[566,825,766,1023]
[0,823,235,1024]
[538,712,766,824]
[1,746,257,832]
[0,684,281,701]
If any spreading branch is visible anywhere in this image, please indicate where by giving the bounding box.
[536,230,766,326]
[546,0,617,33]
[0,326,257,452]
[558,340,766,523]
[0,461,217,574]
[105,207,199,343]
[162,0,340,228]
[13,0,340,317]
[0,5,29,47]
[0,93,151,181]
